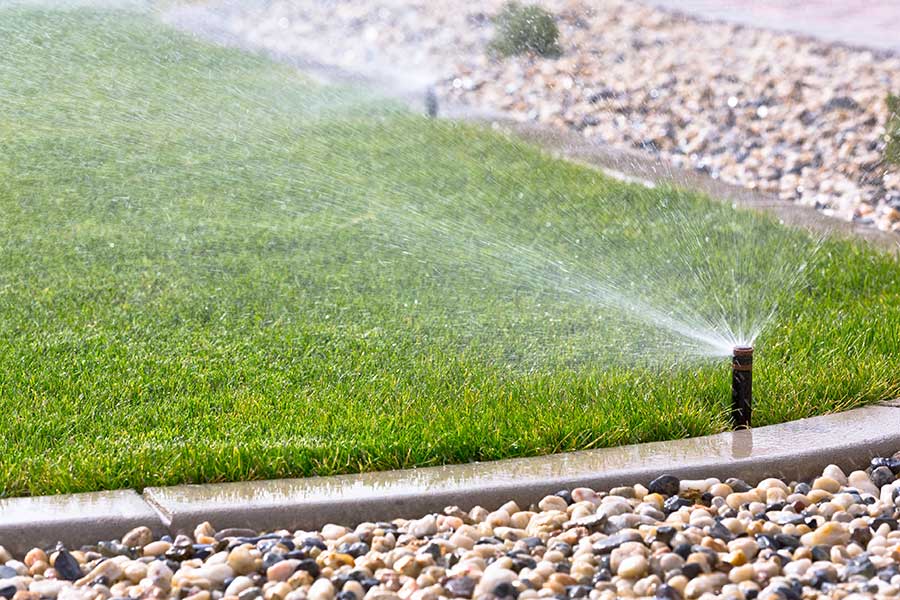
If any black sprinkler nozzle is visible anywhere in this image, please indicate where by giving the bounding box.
[731,346,753,429]
[425,86,438,118]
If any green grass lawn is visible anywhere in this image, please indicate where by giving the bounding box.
[1,5,899,496]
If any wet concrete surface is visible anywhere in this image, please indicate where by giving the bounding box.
[144,403,900,535]
[643,0,900,55]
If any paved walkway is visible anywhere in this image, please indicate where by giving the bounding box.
[644,0,900,54]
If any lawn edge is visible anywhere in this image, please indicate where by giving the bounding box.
[3,400,900,554]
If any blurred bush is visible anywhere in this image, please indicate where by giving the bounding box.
[489,1,561,58]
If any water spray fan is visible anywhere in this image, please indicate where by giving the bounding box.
[731,346,753,429]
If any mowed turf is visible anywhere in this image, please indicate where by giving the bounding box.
[1,6,899,496]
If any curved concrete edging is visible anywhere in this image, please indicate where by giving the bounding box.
[3,400,900,554]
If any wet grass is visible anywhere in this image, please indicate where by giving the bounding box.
[1,6,899,496]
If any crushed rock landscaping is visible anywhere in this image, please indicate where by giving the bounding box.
[7,459,900,599]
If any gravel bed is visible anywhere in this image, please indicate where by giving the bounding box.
[178,0,900,232]
[9,459,900,599]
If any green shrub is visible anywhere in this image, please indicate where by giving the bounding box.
[886,94,900,165]
[489,1,561,58]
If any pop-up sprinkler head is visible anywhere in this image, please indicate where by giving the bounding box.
[425,86,438,118]
[731,346,753,429]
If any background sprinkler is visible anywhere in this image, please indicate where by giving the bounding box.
[731,346,753,429]
[424,86,438,118]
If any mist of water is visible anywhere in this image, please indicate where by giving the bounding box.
[0,1,823,372]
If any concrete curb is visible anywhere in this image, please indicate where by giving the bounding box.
[3,401,900,554]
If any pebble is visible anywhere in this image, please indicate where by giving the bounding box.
[307,579,334,600]
[801,521,851,547]
[406,514,437,538]
[684,573,727,598]
[122,526,154,548]
[50,550,81,582]
[538,495,568,512]
[227,546,258,575]
[75,558,122,587]
[617,555,648,579]
[848,470,879,496]
[215,528,257,541]
[445,576,475,598]
[143,540,172,556]
[648,474,680,497]
[474,567,516,597]
[23,550,46,569]
[823,464,848,485]
[123,561,147,584]
[266,559,299,582]
[224,575,255,597]
[238,587,261,600]
[321,524,347,541]
[27,581,65,599]
[813,476,842,493]
[872,465,895,489]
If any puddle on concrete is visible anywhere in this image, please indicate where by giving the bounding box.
[0,490,154,524]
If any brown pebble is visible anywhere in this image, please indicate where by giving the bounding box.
[194,522,216,540]
[24,549,48,568]
[122,526,154,548]
[29,560,49,576]
[266,559,300,582]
